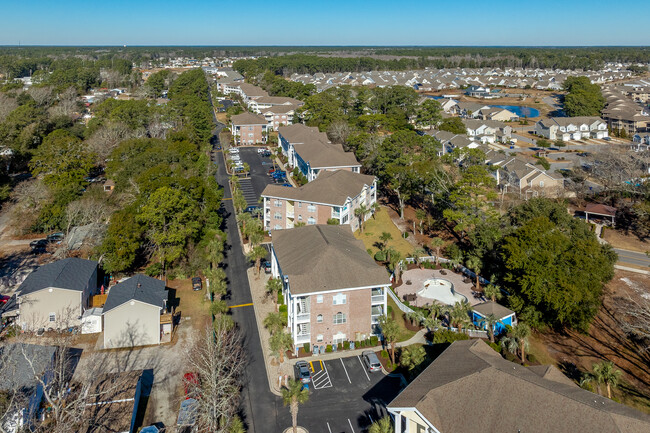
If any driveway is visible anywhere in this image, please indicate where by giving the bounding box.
[614,249,650,268]
[280,355,403,433]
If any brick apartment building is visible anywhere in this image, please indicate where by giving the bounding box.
[230,112,268,145]
[270,225,390,350]
[278,123,361,181]
[261,170,377,231]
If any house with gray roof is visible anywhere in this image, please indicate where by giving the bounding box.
[270,225,390,350]
[102,274,170,349]
[17,258,98,331]
[534,116,608,141]
[261,170,376,232]
[494,156,564,198]
[388,339,650,433]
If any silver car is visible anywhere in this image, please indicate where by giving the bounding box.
[362,350,382,372]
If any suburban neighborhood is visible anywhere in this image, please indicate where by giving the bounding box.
[1,10,650,433]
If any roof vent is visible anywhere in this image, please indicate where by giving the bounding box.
[137,283,142,288]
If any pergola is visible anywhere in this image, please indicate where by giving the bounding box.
[583,203,617,226]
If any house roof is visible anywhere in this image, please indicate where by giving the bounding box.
[292,141,360,169]
[584,203,617,217]
[230,112,267,126]
[103,274,167,313]
[388,340,650,433]
[472,300,514,319]
[271,225,390,295]
[278,123,329,145]
[18,258,97,296]
[0,343,57,392]
[262,170,375,206]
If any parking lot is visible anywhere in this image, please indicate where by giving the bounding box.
[230,146,283,205]
[278,354,404,433]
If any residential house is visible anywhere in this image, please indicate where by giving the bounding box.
[387,339,650,433]
[425,130,475,154]
[463,119,513,144]
[249,95,303,114]
[477,106,518,122]
[230,112,269,145]
[102,274,171,349]
[262,170,377,231]
[277,124,361,181]
[494,156,564,198]
[17,258,98,330]
[0,343,58,432]
[260,104,298,131]
[535,117,609,141]
[270,225,390,350]
[465,85,492,98]
[451,102,487,118]
[80,370,143,433]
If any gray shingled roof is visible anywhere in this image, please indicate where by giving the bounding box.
[388,340,650,433]
[230,112,267,126]
[18,258,97,296]
[271,225,390,295]
[471,300,514,319]
[103,274,167,314]
[0,343,57,392]
[262,170,375,206]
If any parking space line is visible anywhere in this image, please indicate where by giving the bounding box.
[357,355,370,381]
[348,419,355,433]
[340,358,351,384]
[326,422,332,433]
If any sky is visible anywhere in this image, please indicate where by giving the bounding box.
[1,0,649,46]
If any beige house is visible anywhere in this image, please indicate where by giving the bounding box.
[270,225,390,350]
[534,116,609,141]
[230,112,269,145]
[102,274,170,349]
[387,339,650,433]
[261,170,377,231]
[495,156,564,198]
[17,258,98,330]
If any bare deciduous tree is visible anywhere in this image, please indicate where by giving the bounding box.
[86,122,132,163]
[48,87,79,118]
[28,86,54,108]
[619,294,650,352]
[0,93,18,123]
[183,323,246,433]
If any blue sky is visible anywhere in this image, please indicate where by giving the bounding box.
[1,0,649,46]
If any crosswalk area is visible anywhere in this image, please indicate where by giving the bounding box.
[309,360,332,390]
[238,178,258,208]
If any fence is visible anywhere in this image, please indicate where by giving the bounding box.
[386,287,414,314]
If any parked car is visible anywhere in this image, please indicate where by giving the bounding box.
[183,372,200,399]
[281,183,292,187]
[30,239,48,253]
[257,148,267,154]
[262,260,272,274]
[229,148,239,154]
[192,277,202,291]
[362,350,382,372]
[294,361,312,384]
[603,137,612,141]
[0,294,10,304]
[47,232,65,243]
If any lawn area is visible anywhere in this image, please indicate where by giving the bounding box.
[355,207,413,257]
[167,278,212,331]
[602,228,650,253]
[387,295,417,342]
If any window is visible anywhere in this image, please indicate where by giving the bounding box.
[274,224,282,230]
[333,293,347,305]
[317,314,323,323]
[307,204,316,212]
[297,202,302,208]
[333,312,347,324]
[539,181,545,187]
[307,217,315,225]
[297,215,303,221]
[248,126,253,131]
[274,200,282,207]
[342,215,349,223]
[316,334,323,342]
[316,295,323,303]
[274,212,282,220]
[333,332,346,344]
[49,313,56,322]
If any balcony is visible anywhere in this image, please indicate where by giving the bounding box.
[371,305,384,316]
[371,288,384,303]
[296,312,310,323]
[287,211,294,218]
[295,334,311,344]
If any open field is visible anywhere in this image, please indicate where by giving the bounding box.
[603,228,650,253]
[355,207,414,257]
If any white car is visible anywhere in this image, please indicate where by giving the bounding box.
[229,148,240,154]
[257,148,268,154]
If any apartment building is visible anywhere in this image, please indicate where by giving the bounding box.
[260,104,298,130]
[261,170,377,231]
[534,116,608,141]
[494,156,564,198]
[230,112,269,145]
[278,123,361,181]
[270,225,390,350]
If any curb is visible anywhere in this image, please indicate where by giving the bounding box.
[614,265,650,275]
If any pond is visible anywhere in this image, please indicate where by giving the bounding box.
[490,105,540,118]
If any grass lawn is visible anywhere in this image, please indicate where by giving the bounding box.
[387,295,417,342]
[167,278,212,331]
[355,207,413,257]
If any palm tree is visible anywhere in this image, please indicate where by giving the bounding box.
[405,311,424,327]
[229,416,246,433]
[266,277,282,298]
[282,379,310,433]
[264,311,287,335]
[415,209,427,234]
[354,203,369,232]
[378,314,400,365]
[412,247,426,269]
[483,283,503,302]
[426,300,444,321]
[370,202,381,219]
[379,231,392,251]
[247,245,268,278]
[429,237,444,266]
[269,331,293,363]
[511,323,531,363]
[593,361,622,399]
[237,212,253,238]
[368,416,394,433]
[450,301,471,333]
[465,256,482,290]
[400,346,426,376]
[483,313,501,343]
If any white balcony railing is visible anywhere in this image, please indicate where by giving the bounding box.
[371,295,384,303]
[295,334,311,344]
[287,212,294,218]
[296,313,310,323]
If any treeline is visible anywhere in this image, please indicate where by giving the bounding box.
[562,76,605,117]
[100,69,222,276]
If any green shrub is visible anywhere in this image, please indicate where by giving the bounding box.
[337,343,343,351]
[343,341,350,350]
[527,354,538,364]
[380,349,389,359]
[326,344,332,353]
[364,338,371,346]
[145,262,163,277]
[488,341,501,353]
[374,251,387,261]
[403,232,409,239]
[370,336,379,346]
[279,305,287,314]
[432,329,470,344]
[277,292,284,305]
[387,305,393,316]
[303,343,310,354]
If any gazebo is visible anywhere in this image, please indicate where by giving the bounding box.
[583,203,617,226]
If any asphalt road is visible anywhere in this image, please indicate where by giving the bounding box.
[614,248,650,268]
